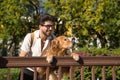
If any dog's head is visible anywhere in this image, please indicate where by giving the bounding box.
[51,36,73,50]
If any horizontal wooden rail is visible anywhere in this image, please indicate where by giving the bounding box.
[0,56,120,80]
[0,56,120,68]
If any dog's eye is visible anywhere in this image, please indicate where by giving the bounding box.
[64,38,67,41]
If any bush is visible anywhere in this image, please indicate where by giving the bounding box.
[78,47,120,56]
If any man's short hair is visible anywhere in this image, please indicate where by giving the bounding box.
[38,14,56,25]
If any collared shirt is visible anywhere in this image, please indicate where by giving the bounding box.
[21,30,55,57]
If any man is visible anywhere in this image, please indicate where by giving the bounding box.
[19,14,56,80]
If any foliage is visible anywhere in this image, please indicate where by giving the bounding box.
[0,0,40,39]
[0,0,119,56]
[0,68,20,80]
[0,0,40,56]
[44,0,120,48]
[0,0,26,39]
[1,66,120,80]
[78,47,120,56]
[61,66,120,80]
[0,0,27,56]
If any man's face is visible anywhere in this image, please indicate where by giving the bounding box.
[39,20,55,37]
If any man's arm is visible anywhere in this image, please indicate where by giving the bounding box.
[19,33,31,57]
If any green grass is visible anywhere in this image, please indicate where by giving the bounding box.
[0,68,20,80]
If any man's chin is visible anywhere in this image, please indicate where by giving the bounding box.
[46,33,51,36]
[43,32,51,37]
[47,32,52,35]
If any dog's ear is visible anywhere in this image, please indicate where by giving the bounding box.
[51,39,59,49]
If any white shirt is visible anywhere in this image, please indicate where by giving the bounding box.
[21,30,55,57]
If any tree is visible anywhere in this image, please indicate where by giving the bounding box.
[44,0,120,48]
[0,0,40,56]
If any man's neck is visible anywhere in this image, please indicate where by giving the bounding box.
[39,33,47,41]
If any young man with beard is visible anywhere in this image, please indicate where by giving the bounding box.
[19,14,56,80]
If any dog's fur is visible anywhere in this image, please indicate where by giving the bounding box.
[37,36,79,80]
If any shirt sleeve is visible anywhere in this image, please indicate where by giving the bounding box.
[20,33,31,53]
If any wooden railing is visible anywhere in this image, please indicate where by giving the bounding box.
[0,56,120,80]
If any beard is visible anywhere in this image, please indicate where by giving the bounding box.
[42,30,52,37]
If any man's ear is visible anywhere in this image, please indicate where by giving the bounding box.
[51,39,59,49]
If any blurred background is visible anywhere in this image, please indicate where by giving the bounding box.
[0,0,120,56]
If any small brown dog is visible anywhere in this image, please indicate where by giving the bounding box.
[37,36,80,80]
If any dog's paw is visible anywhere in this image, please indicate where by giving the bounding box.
[71,53,80,61]
[46,55,54,63]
